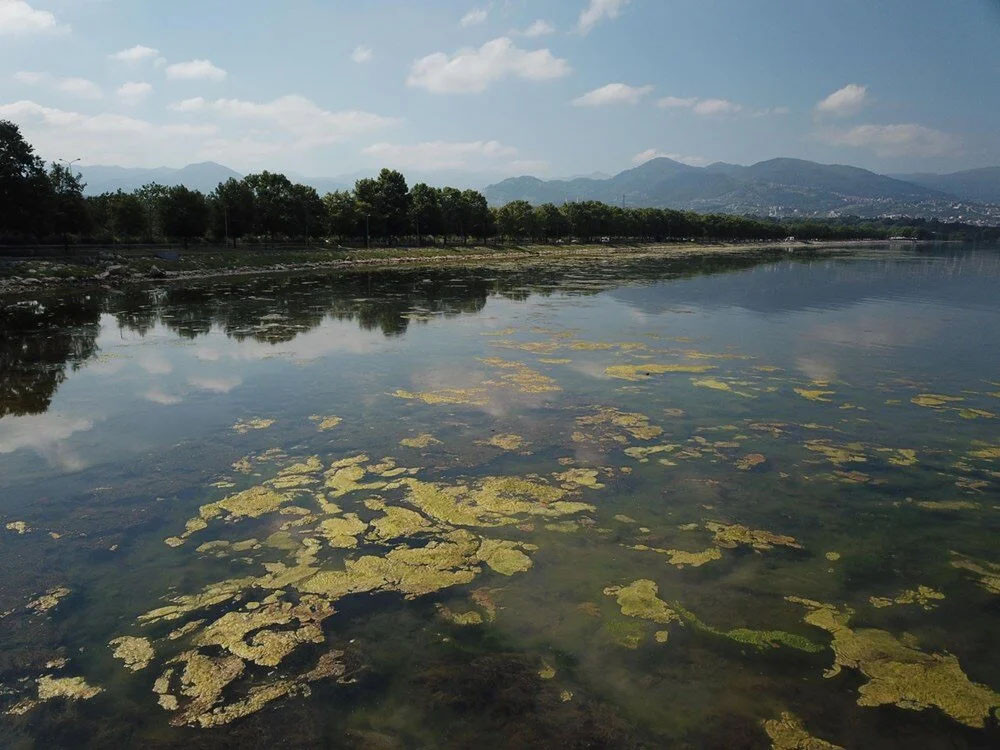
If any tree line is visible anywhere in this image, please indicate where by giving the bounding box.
[3,119,999,247]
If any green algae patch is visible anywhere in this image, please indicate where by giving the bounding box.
[575,406,663,442]
[26,586,71,614]
[794,388,835,402]
[309,415,342,431]
[477,538,534,575]
[869,586,944,610]
[706,521,802,551]
[5,520,29,534]
[109,636,155,671]
[958,407,996,419]
[804,440,867,466]
[623,444,677,462]
[605,363,715,381]
[762,712,843,750]
[399,433,441,448]
[37,675,103,701]
[232,418,275,434]
[663,546,722,568]
[787,596,1000,727]
[911,394,964,408]
[603,579,680,625]
[484,433,528,451]
[950,552,1000,595]
[437,605,484,626]
[553,468,605,489]
[317,514,368,548]
[915,500,978,511]
[393,388,488,406]
[735,453,767,471]
[368,505,434,541]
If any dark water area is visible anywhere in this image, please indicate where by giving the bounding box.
[0,245,998,748]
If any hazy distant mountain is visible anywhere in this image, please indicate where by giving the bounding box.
[889,167,1000,205]
[485,157,1000,223]
[78,162,242,195]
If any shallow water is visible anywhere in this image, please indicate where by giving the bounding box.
[1,245,998,748]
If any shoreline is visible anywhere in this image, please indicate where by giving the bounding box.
[0,239,913,296]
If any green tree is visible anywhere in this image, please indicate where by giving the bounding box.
[494,200,536,241]
[0,119,52,237]
[409,183,441,245]
[210,177,255,245]
[323,190,360,240]
[110,190,147,240]
[243,171,296,238]
[47,162,90,242]
[289,183,326,241]
[534,203,569,241]
[160,185,209,247]
[461,189,490,244]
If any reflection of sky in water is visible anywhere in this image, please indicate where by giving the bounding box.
[1,246,998,482]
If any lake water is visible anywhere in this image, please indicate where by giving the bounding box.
[1,245,998,748]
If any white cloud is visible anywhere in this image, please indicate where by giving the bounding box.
[520,19,555,37]
[572,82,652,107]
[631,149,708,166]
[460,6,488,27]
[815,83,868,117]
[0,0,66,35]
[351,44,373,63]
[173,94,397,149]
[143,389,183,405]
[110,44,159,63]
[165,59,227,81]
[0,99,218,165]
[656,95,742,116]
[117,81,152,103]
[187,375,242,393]
[657,96,697,109]
[817,123,957,157]
[577,0,629,34]
[138,353,172,375]
[362,139,523,170]
[14,71,102,99]
[407,36,570,94]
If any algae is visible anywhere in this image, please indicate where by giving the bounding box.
[869,586,944,610]
[604,363,714,381]
[705,522,802,551]
[109,636,154,671]
[399,433,441,448]
[761,711,843,749]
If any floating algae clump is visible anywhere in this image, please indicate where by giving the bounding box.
[553,468,605,489]
[804,440,867,466]
[623,445,677,462]
[309,415,342,431]
[109,636,154,671]
[787,596,1000,727]
[368,505,434,541]
[37,675,102,701]
[603,579,680,625]
[199,486,292,522]
[476,538,534,575]
[192,598,331,667]
[5,520,29,534]
[604,363,714,381]
[911,394,964,408]
[950,552,1000,595]
[915,500,978,511]
[762,712,843,749]
[794,388,835,402]
[392,388,488,406]
[869,586,944,610]
[232,418,275,434]
[706,522,802,551]
[27,586,71,614]
[485,433,528,451]
[664,546,722,568]
[575,406,663,442]
[317,514,368,548]
[437,605,484,625]
[399,433,441,448]
[735,453,767,471]
[482,359,562,394]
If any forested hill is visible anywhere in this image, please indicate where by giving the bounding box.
[484,157,1000,224]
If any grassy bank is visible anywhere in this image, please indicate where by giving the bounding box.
[0,239,902,294]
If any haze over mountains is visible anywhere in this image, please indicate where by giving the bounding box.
[77,157,1000,224]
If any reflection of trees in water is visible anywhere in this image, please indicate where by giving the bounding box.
[0,294,102,417]
[2,251,790,415]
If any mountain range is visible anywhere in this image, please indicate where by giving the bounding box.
[483,157,1000,223]
[76,157,1000,224]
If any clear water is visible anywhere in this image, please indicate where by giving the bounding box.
[1,245,998,748]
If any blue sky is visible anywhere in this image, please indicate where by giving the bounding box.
[1,0,998,180]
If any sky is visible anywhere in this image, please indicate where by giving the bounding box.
[1,0,998,182]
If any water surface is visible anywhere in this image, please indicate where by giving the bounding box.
[1,245,998,748]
